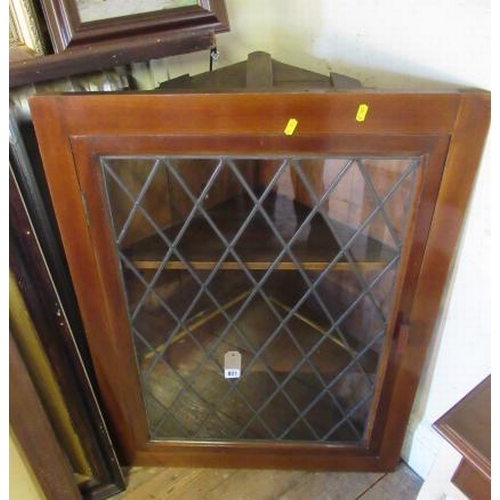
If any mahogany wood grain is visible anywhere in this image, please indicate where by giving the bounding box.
[452,458,490,500]
[130,261,385,272]
[434,376,491,499]
[362,136,448,447]
[373,93,490,469]
[363,136,446,452]
[29,90,490,470]
[30,92,461,136]
[29,95,143,463]
[435,376,490,477]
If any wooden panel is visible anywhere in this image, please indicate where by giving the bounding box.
[434,376,490,475]
[28,92,145,463]
[30,92,462,137]
[434,376,491,500]
[452,457,490,500]
[135,443,382,470]
[157,50,362,91]
[373,92,490,468]
[70,132,442,157]
[246,51,274,88]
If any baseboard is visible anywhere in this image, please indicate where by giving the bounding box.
[401,415,443,479]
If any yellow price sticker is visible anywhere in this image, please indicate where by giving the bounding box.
[284,118,298,136]
[356,104,369,122]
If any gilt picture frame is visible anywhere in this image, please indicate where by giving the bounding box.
[9,0,48,60]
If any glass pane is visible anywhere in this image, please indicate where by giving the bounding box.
[100,155,421,444]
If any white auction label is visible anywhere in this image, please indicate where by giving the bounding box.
[224,351,241,379]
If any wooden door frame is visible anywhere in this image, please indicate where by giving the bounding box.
[29,90,490,470]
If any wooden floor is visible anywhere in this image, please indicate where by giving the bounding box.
[111,461,422,499]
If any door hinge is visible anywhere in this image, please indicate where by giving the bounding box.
[81,192,90,226]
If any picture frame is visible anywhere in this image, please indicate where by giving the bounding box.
[10,0,229,88]
[9,0,49,60]
[40,0,229,53]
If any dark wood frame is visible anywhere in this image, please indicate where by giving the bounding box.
[40,0,228,53]
[9,0,228,87]
[30,90,490,470]
[9,28,212,87]
[9,109,96,373]
[10,167,126,498]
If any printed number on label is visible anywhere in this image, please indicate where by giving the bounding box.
[224,351,241,379]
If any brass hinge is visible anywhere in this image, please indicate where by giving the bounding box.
[81,192,90,226]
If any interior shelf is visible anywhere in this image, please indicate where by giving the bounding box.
[123,193,395,272]
[139,291,378,442]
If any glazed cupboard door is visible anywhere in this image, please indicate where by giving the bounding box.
[30,91,489,470]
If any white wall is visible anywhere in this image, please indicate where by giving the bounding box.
[154,0,490,90]
[154,0,491,480]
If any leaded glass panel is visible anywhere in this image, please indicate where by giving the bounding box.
[101,155,420,444]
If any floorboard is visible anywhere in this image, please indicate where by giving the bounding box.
[358,462,423,499]
[110,461,421,499]
[277,470,384,500]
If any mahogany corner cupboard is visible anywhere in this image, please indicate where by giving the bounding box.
[29,54,490,471]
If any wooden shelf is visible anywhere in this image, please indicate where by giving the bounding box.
[140,291,378,441]
[131,261,387,271]
[124,193,395,273]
